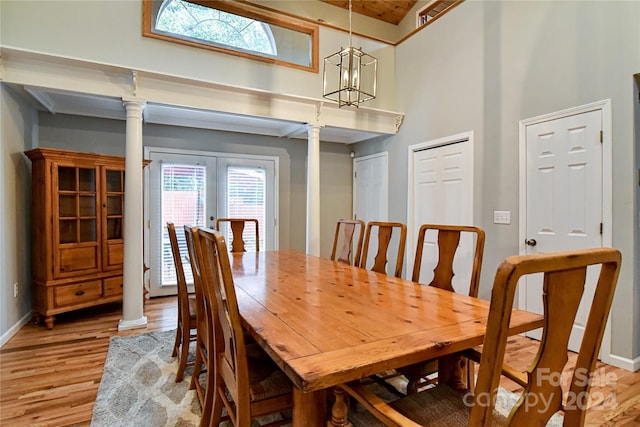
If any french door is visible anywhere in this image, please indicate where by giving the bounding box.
[146,148,276,297]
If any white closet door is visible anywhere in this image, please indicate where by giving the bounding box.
[410,137,473,292]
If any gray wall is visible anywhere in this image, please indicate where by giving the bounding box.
[36,113,353,255]
[354,1,639,362]
[0,85,36,342]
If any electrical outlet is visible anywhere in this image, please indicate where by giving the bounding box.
[493,210,511,225]
[13,282,18,298]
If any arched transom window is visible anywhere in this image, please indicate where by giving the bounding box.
[156,0,277,56]
[143,0,318,72]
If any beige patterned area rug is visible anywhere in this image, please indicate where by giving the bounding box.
[92,330,563,427]
[91,329,201,427]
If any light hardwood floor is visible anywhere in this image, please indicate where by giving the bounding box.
[1,297,639,426]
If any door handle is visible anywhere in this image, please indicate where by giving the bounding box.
[525,239,537,247]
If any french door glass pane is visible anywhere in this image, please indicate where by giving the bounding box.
[226,166,265,251]
[161,163,206,285]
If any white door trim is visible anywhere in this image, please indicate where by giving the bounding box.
[407,131,474,279]
[518,99,613,363]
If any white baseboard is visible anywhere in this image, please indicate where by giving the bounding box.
[607,353,640,372]
[0,311,33,348]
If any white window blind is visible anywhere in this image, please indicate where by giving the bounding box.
[226,166,265,251]
[161,163,206,285]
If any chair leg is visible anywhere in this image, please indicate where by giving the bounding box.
[199,365,217,427]
[175,326,191,382]
[172,322,181,358]
[190,336,204,391]
[406,378,419,395]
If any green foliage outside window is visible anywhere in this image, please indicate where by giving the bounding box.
[156,0,276,56]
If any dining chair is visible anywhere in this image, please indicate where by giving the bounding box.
[215,218,259,252]
[330,219,365,266]
[197,228,293,427]
[166,222,198,383]
[183,225,212,420]
[360,221,407,278]
[341,247,622,426]
[399,224,486,393]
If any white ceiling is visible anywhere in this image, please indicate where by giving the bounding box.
[21,85,387,144]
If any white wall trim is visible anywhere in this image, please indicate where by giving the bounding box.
[0,311,33,348]
[1,47,404,140]
[406,131,474,279]
[517,99,615,365]
[607,354,640,373]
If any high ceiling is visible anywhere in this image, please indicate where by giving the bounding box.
[320,1,418,25]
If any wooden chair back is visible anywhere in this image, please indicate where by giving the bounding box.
[166,222,190,330]
[471,247,621,426]
[197,228,254,424]
[215,218,259,252]
[182,225,213,420]
[412,224,485,297]
[183,225,207,337]
[399,224,486,393]
[166,222,195,382]
[341,248,621,426]
[330,219,365,266]
[360,221,407,278]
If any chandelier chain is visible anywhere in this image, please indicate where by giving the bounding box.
[348,0,353,48]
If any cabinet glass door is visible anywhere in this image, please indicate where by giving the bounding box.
[54,165,100,277]
[103,168,125,270]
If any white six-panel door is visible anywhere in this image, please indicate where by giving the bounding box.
[522,109,603,352]
[408,133,474,290]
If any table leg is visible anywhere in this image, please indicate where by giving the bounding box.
[292,388,326,427]
[438,353,468,390]
[328,387,353,427]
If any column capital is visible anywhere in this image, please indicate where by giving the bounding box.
[122,98,147,113]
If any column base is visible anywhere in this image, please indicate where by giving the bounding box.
[118,316,148,331]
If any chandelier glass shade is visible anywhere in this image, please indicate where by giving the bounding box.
[322,1,377,108]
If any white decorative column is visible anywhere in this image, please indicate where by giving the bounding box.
[306,124,322,255]
[119,99,148,331]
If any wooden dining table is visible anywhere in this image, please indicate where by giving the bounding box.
[229,250,544,427]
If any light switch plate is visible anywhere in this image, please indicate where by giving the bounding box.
[493,210,511,224]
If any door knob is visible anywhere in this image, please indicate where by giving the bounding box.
[525,239,537,247]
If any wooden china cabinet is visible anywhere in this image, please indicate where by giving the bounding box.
[26,148,129,329]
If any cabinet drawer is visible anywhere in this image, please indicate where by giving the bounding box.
[103,276,123,297]
[54,280,102,307]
